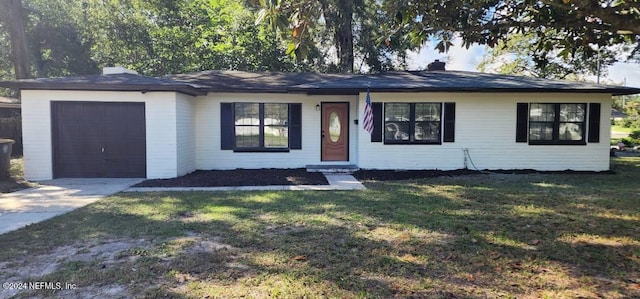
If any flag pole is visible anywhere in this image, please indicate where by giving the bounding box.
[362,82,374,135]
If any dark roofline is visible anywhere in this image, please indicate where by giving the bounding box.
[0,73,206,96]
[289,70,640,96]
[5,82,206,96]
[2,70,639,96]
[295,86,640,96]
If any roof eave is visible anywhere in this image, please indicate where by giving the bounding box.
[293,86,640,96]
[0,82,206,96]
[0,103,20,109]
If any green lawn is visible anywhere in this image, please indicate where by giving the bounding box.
[1,158,639,298]
[612,125,634,134]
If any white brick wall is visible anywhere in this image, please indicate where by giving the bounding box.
[357,92,612,171]
[195,93,358,169]
[176,94,196,176]
[144,94,178,178]
[20,92,53,180]
[20,90,181,180]
[20,89,614,180]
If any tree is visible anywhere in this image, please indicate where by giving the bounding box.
[254,0,346,71]
[384,0,640,75]
[25,0,98,77]
[84,0,305,76]
[253,0,415,73]
[477,31,616,80]
[1,0,30,79]
[353,2,413,71]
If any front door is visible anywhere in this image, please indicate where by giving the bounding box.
[321,102,349,161]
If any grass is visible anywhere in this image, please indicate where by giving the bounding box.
[611,125,634,134]
[0,157,36,193]
[1,158,639,298]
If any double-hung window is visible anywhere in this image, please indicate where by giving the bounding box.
[221,102,301,151]
[234,103,289,150]
[528,103,586,145]
[384,103,442,144]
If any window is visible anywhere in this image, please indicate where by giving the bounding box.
[528,103,586,145]
[221,103,301,151]
[234,103,289,150]
[384,103,441,144]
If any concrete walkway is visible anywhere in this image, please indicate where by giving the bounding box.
[0,178,143,235]
[125,173,366,192]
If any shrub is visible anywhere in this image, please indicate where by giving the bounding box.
[620,137,639,147]
[619,117,640,129]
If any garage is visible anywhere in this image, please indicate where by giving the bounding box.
[51,101,146,178]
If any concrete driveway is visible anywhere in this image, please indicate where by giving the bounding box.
[0,178,143,235]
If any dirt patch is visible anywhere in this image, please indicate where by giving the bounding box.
[0,238,154,298]
[134,168,328,187]
[0,235,242,298]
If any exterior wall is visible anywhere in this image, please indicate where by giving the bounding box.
[20,92,52,180]
[195,93,358,169]
[176,93,196,176]
[20,88,613,180]
[357,92,612,171]
[20,90,182,180]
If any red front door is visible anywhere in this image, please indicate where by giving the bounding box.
[321,103,349,161]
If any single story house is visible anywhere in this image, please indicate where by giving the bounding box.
[1,64,639,180]
[0,96,22,156]
[611,108,628,121]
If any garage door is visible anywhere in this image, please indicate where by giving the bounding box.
[52,101,146,178]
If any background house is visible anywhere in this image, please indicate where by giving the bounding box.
[0,96,21,156]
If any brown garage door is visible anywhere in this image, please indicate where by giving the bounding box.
[52,101,146,178]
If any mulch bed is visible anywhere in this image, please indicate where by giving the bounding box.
[353,168,612,181]
[134,168,329,187]
[134,167,614,188]
[353,169,482,181]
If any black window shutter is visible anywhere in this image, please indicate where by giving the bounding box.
[289,103,302,149]
[220,103,234,150]
[516,103,529,143]
[443,102,456,142]
[371,102,383,142]
[588,103,601,143]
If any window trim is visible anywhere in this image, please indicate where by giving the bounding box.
[232,103,291,152]
[528,103,587,146]
[383,102,442,145]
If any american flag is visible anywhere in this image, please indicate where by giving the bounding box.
[362,89,374,135]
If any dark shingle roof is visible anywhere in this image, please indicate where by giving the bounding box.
[2,70,639,96]
[290,70,640,96]
[0,73,205,96]
[164,70,353,93]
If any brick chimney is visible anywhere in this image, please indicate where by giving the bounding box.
[426,59,446,71]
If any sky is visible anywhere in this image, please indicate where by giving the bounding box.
[406,39,640,88]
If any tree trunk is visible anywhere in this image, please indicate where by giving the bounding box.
[318,0,355,73]
[3,0,30,79]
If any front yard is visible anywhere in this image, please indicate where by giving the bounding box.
[1,158,639,298]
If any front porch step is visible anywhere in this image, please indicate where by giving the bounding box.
[306,164,359,173]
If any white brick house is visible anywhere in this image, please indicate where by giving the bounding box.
[2,67,638,180]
